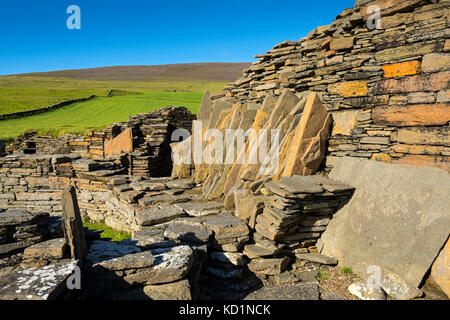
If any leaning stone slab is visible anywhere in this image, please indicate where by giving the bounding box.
[62,187,87,263]
[244,283,319,300]
[320,157,450,289]
[196,90,213,122]
[0,261,79,300]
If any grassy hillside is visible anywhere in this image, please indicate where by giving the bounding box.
[0,91,203,141]
[0,76,227,115]
[15,63,251,82]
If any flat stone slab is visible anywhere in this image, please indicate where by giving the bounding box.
[92,251,155,271]
[165,179,196,190]
[139,194,191,206]
[124,245,194,285]
[85,240,141,269]
[321,157,450,288]
[164,221,212,244]
[131,181,167,192]
[175,202,224,217]
[135,204,186,226]
[244,283,319,300]
[0,261,79,300]
[295,253,338,265]
[203,213,249,241]
[23,238,66,259]
[277,176,324,194]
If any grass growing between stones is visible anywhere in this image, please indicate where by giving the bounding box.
[342,267,353,274]
[82,216,132,242]
[0,91,204,141]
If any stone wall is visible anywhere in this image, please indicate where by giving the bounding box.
[0,155,75,214]
[215,0,449,173]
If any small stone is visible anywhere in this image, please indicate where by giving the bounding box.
[248,256,290,275]
[348,282,386,300]
[209,251,245,266]
[144,279,192,300]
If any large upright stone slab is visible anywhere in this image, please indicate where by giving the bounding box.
[104,128,133,156]
[280,92,332,178]
[62,186,87,264]
[320,157,450,289]
[207,99,233,129]
[197,90,213,122]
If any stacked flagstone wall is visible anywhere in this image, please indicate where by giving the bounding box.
[212,0,449,173]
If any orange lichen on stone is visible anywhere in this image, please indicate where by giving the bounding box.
[382,60,421,78]
[328,81,368,97]
[371,153,392,163]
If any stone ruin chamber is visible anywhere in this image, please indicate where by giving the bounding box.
[0,0,449,301]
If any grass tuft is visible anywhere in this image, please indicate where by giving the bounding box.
[82,216,131,242]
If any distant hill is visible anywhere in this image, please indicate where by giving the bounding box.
[14,63,252,82]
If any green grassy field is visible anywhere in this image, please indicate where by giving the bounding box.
[0,91,204,141]
[0,76,226,115]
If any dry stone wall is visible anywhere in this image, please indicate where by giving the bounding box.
[214,0,449,173]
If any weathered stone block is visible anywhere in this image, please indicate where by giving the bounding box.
[372,104,450,126]
[375,42,442,62]
[331,110,359,136]
[422,53,450,73]
[330,37,354,51]
[321,157,450,288]
[396,127,450,147]
[373,72,450,94]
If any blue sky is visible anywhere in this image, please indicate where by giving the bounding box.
[0,0,355,75]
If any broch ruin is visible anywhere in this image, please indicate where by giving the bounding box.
[0,0,449,301]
